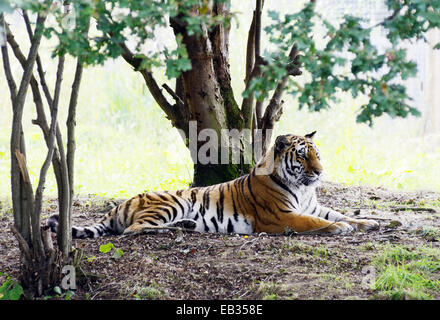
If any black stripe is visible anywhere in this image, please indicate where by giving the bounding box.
[284,151,291,171]
[230,187,239,222]
[152,213,168,223]
[203,188,211,210]
[144,219,159,226]
[122,199,133,225]
[269,174,298,204]
[169,194,185,214]
[156,193,170,201]
[139,196,145,207]
[96,226,104,236]
[324,211,329,220]
[247,175,265,210]
[202,217,209,232]
[170,205,178,221]
[199,203,206,216]
[190,189,197,205]
[84,228,95,238]
[274,203,291,215]
[154,206,172,221]
[210,217,219,232]
[217,185,225,223]
[227,219,234,233]
[239,175,257,213]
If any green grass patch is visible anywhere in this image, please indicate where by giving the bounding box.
[371,245,440,299]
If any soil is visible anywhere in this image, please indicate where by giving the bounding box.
[1,181,439,300]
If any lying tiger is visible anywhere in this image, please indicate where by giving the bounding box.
[47,131,379,238]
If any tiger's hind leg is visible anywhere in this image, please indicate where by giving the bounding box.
[122,211,169,235]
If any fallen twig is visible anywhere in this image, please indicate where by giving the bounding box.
[390,207,437,213]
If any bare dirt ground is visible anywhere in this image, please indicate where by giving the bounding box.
[1,181,439,300]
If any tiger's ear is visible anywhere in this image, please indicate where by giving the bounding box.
[305,131,317,140]
[275,135,290,153]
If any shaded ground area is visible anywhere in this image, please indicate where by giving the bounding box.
[1,182,439,300]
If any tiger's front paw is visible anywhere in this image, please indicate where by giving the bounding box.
[328,221,354,235]
[352,219,379,232]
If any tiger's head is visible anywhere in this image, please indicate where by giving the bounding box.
[264,131,323,188]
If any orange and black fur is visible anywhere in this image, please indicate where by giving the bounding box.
[47,132,379,238]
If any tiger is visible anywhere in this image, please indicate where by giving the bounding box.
[47,131,379,238]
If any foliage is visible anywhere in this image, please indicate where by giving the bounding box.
[0,273,23,300]
[5,0,439,126]
[99,242,124,259]
[248,0,440,125]
[6,0,232,78]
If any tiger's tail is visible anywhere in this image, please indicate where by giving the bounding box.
[47,213,116,239]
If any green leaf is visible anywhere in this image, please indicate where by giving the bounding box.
[0,273,23,300]
[99,242,115,254]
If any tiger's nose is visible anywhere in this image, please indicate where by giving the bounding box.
[313,168,322,176]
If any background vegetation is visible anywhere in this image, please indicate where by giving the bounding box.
[1,0,439,200]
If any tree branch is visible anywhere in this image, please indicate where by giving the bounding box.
[5,22,70,243]
[260,45,300,153]
[255,0,262,59]
[65,17,90,257]
[162,83,185,107]
[33,55,65,261]
[22,11,72,256]
[241,56,267,130]
[9,12,46,244]
[23,10,54,107]
[370,7,401,29]
[242,0,265,130]
[118,42,186,128]
[1,14,17,103]
[245,11,255,85]
[5,22,49,137]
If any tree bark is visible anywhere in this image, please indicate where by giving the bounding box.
[3,11,77,296]
[117,1,300,186]
[8,13,46,244]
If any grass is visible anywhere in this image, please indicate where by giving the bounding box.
[251,281,297,300]
[371,245,440,299]
[417,226,440,241]
[132,284,168,300]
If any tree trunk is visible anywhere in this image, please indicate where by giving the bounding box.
[120,1,298,187]
[168,3,255,186]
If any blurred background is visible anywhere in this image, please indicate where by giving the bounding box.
[1,0,440,199]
